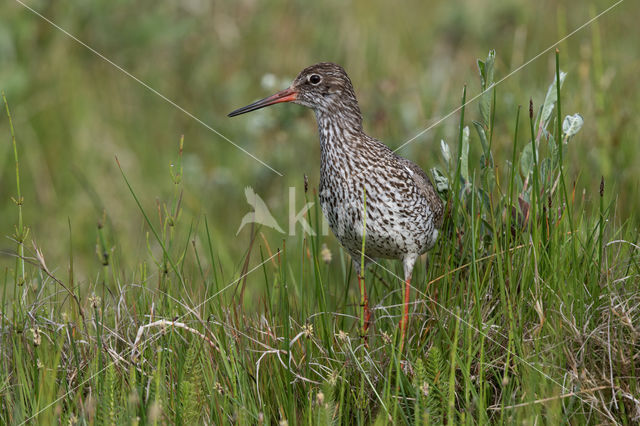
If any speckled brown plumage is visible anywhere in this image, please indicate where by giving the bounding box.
[229,62,444,345]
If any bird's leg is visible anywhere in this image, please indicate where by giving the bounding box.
[399,275,411,352]
[399,256,417,352]
[357,273,371,335]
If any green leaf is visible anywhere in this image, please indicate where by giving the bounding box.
[562,113,584,138]
[520,141,533,179]
[481,163,496,194]
[541,70,567,130]
[540,158,552,189]
[477,50,496,126]
[472,121,493,168]
[460,126,470,186]
[424,346,448,423]
[431,168,450,195]
[480,167,496,198]
[440,139,451,166]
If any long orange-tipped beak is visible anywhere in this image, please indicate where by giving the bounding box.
[228,87,298,117]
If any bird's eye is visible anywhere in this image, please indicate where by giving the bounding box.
[309,74,322,85]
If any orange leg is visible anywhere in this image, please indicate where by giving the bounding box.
[399,276,411,352]
[357,274,372,335]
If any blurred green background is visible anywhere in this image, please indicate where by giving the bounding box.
[1,0,638,279]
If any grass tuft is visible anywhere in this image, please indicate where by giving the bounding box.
[1,48,639,424]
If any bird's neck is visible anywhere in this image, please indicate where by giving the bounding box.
[314,106,364,155]
[314,108,370,188]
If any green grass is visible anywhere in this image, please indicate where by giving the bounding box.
[2,47,639,424]
[2,1,640,424]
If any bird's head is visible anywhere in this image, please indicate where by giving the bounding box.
[228,62,361,121]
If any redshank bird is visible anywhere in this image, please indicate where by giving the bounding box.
[228,62,444,347]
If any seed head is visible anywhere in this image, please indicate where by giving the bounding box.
[420,382,429,397]
[88,294,101,309]
[31,327,41,346]
[214,382,225,395]
[303,323,314,338]
[336,330,348,341]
